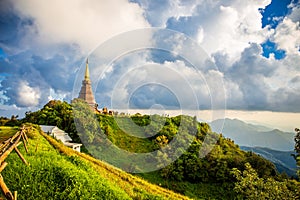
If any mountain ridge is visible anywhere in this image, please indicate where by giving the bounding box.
[240,146,297,177]
[210,118,295,151]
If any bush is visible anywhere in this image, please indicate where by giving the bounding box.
[231,163,298,199]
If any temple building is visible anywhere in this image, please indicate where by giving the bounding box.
[78,59,98,110]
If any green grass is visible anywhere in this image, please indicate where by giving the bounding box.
[42,126,190,200]
[98,115,158,153]
[1,125,130,200]
[0,126,18,142]
[1,124,190,200]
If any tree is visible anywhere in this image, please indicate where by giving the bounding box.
[295,128,300,177]
[72,98,101,143]
[155,135,168,147]
[23,100,78,142]
[295,128,300,155]
[4,115,21,126]
[231,163,298,199]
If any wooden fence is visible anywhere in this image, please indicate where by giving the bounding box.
[0,126,29,200]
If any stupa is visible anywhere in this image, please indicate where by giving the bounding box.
[78,58,98,110]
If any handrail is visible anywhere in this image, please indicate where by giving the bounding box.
[0,126,30,200]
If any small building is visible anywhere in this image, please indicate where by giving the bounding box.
[40,125,82,152]
[64,142,82,152]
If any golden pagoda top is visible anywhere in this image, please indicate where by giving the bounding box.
[84,58,90,81]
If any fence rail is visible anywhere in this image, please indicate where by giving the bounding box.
[0,126,29,200]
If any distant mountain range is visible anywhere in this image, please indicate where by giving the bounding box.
[210,118,295,151]
[210,118,297,176]
[240,146,297,177]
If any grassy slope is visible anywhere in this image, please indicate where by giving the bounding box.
[42,128,190,200]
[1,125,190,200]
[2,125,131,200]
[0,126,18,142]
[98,115,158,153]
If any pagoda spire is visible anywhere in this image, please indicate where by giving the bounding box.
[84,58,90,80]
[78,58,97,109]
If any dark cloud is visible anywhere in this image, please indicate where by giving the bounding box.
[290,75,300,83]
[229,43,276,77]
[0,49,81,107]
[270,87,300,112]
[129,84,180,109]
[215,43,300,112]
[224,44,274,110]
[0,0,84,109]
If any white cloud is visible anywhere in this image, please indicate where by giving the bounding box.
[137,0,272,63]
[216,42,300,112]
[2,0,299,114]
[106,58,226,110]
[11,0,150,53]
[273,18,300,55]
[17,81,41,107]
[48,88,68,101]
[136,0,200,27]
[196,0,272,63]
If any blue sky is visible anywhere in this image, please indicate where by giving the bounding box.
[0,0,300,118]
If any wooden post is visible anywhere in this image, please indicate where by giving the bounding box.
[0,138,11,151]
[0,134,22,165]
[22,131,29,144]
[10,131,20,143]
[14,147,28,165]
[21,134,28,153]
[0,126,30,200]
[0,174,14,200]
[0,162,7,173]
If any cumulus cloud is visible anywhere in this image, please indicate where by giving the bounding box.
[11,0,150,53]
[1,0,151,112]
[1,0,300,117]
[215,42,300,112]
[196,0,272,63]
[132,0,200,27]
[273,17,300,55]
[16,81,41,107]
[0,51,78,109]
[98,55,225,111]
[135,0,272,63]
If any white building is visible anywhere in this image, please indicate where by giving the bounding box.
[40,125,82,152]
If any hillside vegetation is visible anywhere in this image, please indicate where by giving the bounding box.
[1,124,189,200]
[17,100,300,199]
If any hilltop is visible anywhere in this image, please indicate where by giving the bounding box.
[1,124,189,200]
[2,100,299,199]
